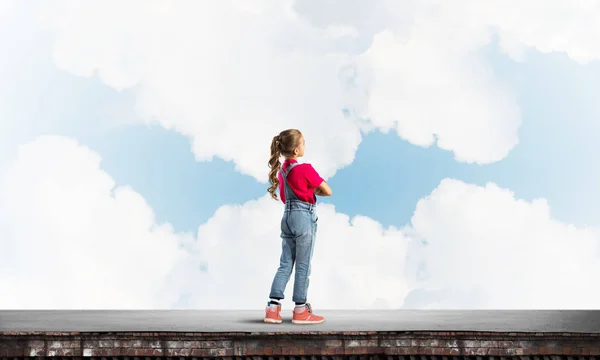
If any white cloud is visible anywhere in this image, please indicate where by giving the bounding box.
[486,0,600,64]
[4,1,600,181]
[359,29,521,164]
[32,0,505,182]
[42,0,363,182]
[403,178,600,309]
[1,136,599,309]
[0,135,190,309]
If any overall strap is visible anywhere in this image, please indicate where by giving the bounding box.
[280,162,300,202]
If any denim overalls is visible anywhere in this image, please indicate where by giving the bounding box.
[269,162,318,304]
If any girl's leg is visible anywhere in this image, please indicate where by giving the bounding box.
[291,212,317,304]
[269,217,295,300]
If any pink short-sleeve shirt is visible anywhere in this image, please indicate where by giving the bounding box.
[278,159,324,204]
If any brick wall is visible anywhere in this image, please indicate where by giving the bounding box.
[1,331,600,358]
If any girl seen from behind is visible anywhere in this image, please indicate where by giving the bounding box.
[264,129,332,325]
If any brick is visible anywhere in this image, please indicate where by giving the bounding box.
[380,339,411,347]
[29,347,44,357]
[464,347,489,356]
[444,339,459,347]
[383,347,408,355]
[28,340,44,348]
[97,340,113,348]
[480,341,498,347]
[345,339,368,347]
[355,346,369,354]
[421,347,434,355]
[148,340,161,348]
[365,347,379,354]
[216,340,233,348]
[131,339,144,347]
[165,340,183,348]
[421,339,441,347]
[463,340,481,348]
[113,340,129,348]
[56,348,81,356]
[407,346,419,355]
[325,340,343,347]
[498,347,523,356]
[192,348,210,356]
[183,340,200,348]
[48,340,63,349]
[220,348,234,356]
[6,348,26,357]
[516,340,537,348]
[522,347,536,355]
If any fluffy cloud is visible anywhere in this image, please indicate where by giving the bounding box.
[36,0,519,182]
[1,136,599,309]
[36,0,600,178]
[0,136,190,309]
[43,0,363,182]
[403,179,600,309]
[485,0,600,64]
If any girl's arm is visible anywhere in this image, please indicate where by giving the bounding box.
[314,180,332,196]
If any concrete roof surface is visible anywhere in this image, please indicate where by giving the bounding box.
[1,310,599,333]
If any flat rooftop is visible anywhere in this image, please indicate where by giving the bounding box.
[1,310,599,333]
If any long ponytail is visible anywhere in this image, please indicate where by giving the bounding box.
[267,129,303,201]
[267,135,282,200]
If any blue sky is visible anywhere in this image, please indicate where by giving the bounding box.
[2,1,600,310]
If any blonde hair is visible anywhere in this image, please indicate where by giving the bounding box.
[268,129,303,200]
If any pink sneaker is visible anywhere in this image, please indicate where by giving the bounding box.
[292,303,324,324]
[264,302,282,324]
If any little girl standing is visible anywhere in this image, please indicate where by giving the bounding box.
[264,129,332,324]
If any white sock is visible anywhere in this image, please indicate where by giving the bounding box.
[294,303,306,312]
[269,299,281,306]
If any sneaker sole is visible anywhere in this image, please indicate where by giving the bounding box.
[291,319,324,324]
[264,318,282,324]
